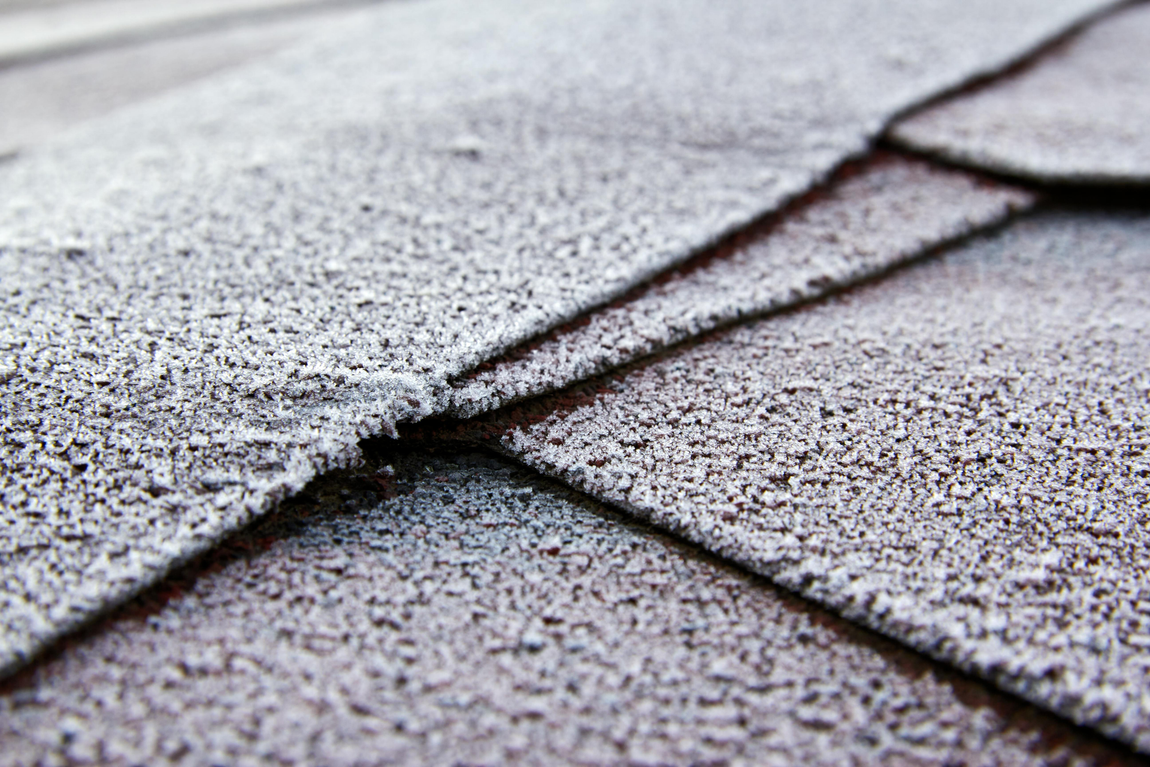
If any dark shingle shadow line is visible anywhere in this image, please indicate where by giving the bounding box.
[4,150,1148,757]
[884,138,1150,200]
[3,440,1147,762]
[881,0,1138,133]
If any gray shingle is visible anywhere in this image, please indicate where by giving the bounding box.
[0,451,1137,766]
[479,210,1150,750]
[0,0,1114,675]
[444,154,1033,418]
[0,11,346,159]
[890,3,1150,185]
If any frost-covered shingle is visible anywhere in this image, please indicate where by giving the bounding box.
[478,210,1150,751]
[444,154,1033,418]
[0,0,1111,674]
[0,451,1137,766]
[891,3,1150,185]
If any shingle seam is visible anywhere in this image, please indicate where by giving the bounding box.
[884,139,1150,196]
[430,152,1037,420]
[886,1,1150,186]
[0,0,1120,681]
[880,0,1134,137]
[3,444,1145,764]
[443,202,1150,750]
[0,152,1035,682]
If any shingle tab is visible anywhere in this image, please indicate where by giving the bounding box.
[0,0,1115,674]
[0,451,1138,765]
[890,4,1150,185]
[444,155,1033,418]
[480,210,1150,750]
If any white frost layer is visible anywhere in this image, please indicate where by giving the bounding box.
[444,156,1033,418]
[490,211,1150,750]
[0,0,1113,674]
[891,3,1150,185]
[0,452,1133,765]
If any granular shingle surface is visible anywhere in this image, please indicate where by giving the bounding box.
[444,155,1033,418]
[0,0,1112,674]
[476,210,1150,750]
[890,3,1150,185]
[0,450,1140,766]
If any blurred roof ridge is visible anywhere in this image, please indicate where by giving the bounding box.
[0,0,385,69]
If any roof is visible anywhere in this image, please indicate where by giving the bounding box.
[1,0,1148,762]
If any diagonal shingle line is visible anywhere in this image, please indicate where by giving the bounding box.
[444,179,1150,429]
[2,446,1143,763]
[0,148,1035,684]
[0,0,1124,683]
[878,0,1139,146]
[439,197,1150,751]
[2,2,1143,756]
[886,0,1150,186]
[432,151,1036,420]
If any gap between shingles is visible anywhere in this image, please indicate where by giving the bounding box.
[429,150,1037,421]
[5,176,1143,728]
[0,133,1100,683]
[0,148,1032,680]
[880,0,1134,133]
[2,439,1145,762]
[883,138,1150,198]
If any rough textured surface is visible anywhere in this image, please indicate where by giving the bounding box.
[890,3,1150,185]
[0,0,1111,675]
[472,210,1150,751]
[1,450,1141,767]
[445,155,1034,418]
[0,13,334,159]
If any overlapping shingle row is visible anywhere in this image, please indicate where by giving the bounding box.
[476,208,1150,749]
[2,451,1137,765]
[1,0,1109,676]
[2,0,1150,762]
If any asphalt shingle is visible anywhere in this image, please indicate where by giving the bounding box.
[1,0,1111,675]
[444,154,1033,419]
[0,450,1138,766]
[890,3,1150,185]
[475,209,1150,750]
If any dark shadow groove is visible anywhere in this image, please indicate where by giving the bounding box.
[881,0,1137,129]
[443,150,908,389]
[3,441,1146,763]
[884,139,1150,202]
[428,178,1036,426]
